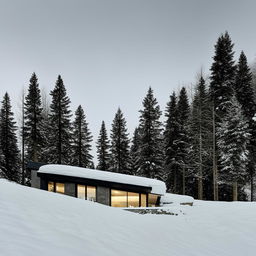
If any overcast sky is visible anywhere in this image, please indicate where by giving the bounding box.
[0,0,256,160]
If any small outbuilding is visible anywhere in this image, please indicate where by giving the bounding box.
[30,163,166,208]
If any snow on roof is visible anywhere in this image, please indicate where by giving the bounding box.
[38,164,166,195]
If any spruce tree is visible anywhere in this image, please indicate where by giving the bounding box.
[0,93,20,182]
[210,31,236,119]
[217,97,250,201]
[24,73,43,162]
[209,31,236,200]
[164,92,180,191]
[40,88,51,163]
[235,51,256,201]
[129,127,141,175]
[138,87,163,179]
[48,75,72,164]
[96,121,111,171]
[176,87,190,195]
[110,108,130,173]
[71,105,93,168]
[188,76,212,199]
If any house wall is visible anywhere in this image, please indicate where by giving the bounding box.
[31,170,41,189]
[65,183,76,197]
[96,186,110,206]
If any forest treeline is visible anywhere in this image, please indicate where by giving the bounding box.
[1,31,256,201]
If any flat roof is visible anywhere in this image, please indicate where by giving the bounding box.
[38,164,166,195]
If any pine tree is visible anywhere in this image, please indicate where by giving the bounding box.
[40,88,51,163]
[138,87,163,179]
[217,97,250,201]
[71,105,93,168]
[24,73,43,162]
[48,75,72,164]
[96,121,111,171]
[110,108,130,173]
[188,76,213,199]
[176,87,190,195]
[164,92,180,191]
[129,127,141,175]
[210,31,237,200]
[235,51,256,201]
[210,31,236,119]
[0,93,20,182]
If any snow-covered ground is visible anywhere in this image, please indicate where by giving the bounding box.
[1,179,256,256]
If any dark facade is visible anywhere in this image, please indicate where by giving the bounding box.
[29,162,162,208]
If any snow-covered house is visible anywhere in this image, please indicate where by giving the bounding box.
[29,163,166,207]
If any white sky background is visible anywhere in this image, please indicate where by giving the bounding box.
[0,0,256,162]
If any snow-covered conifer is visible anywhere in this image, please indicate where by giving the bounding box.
[110,108,130,173]
[71,105,93,167]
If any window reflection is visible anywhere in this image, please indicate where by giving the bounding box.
[148,194,159,207]
[56,183,65,194]
[48,181,54,192]
[128,192,140,207]
[77,184,86,199]
[111,190,128,207]
[87,186,96,202]
[76,184,96,202]
[140,194,147,207]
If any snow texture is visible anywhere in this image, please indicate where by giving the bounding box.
[161,192,194,205]
[38,164,166,195]
[1,179,256,256]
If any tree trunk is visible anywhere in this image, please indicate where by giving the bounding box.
[251,174,254,202]
[182,164,185,195]
[198,126,203,200]
[212,105,218,201]
[233,181,238,201]
[21,91,25,185]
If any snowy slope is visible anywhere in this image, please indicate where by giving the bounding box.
[1,179,256,256]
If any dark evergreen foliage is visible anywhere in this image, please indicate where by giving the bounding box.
[138,87,163,179]
[129,127,141,175]
[0,93,20,182]
[48,75,72,164]
[110,108,130,173]
[71,105,93,168]
[210,31,236,119]
[24,73,43,162]
[97,121,111,171]
[235,51,256,200]
[164,92,180,191]
[188,76,213,199]
[217,97,250,195]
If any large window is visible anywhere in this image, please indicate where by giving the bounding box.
[111,190,155,208]
[111,190,127,207]
[76,184,96,202]
[140,194,147,207]
[47,181,65,194]
[48,181,54,192]
[148,194,159,207]
[128,192,140,207]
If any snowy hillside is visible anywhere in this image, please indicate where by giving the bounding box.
[1,179,256,256]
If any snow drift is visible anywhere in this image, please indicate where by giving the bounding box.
[1,179,256,256]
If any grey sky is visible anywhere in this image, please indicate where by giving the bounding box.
[0,0,256,161]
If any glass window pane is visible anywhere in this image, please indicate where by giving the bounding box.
[111,190,127,207]
[128,192,140,207]
[56,183,65,194]
[87,186,96,202]
[77,184,86,199]
[48,181,54,192]
[140,194,147,207]
[148,194,159,207]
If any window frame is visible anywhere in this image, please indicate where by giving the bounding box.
[76,184,97,202]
